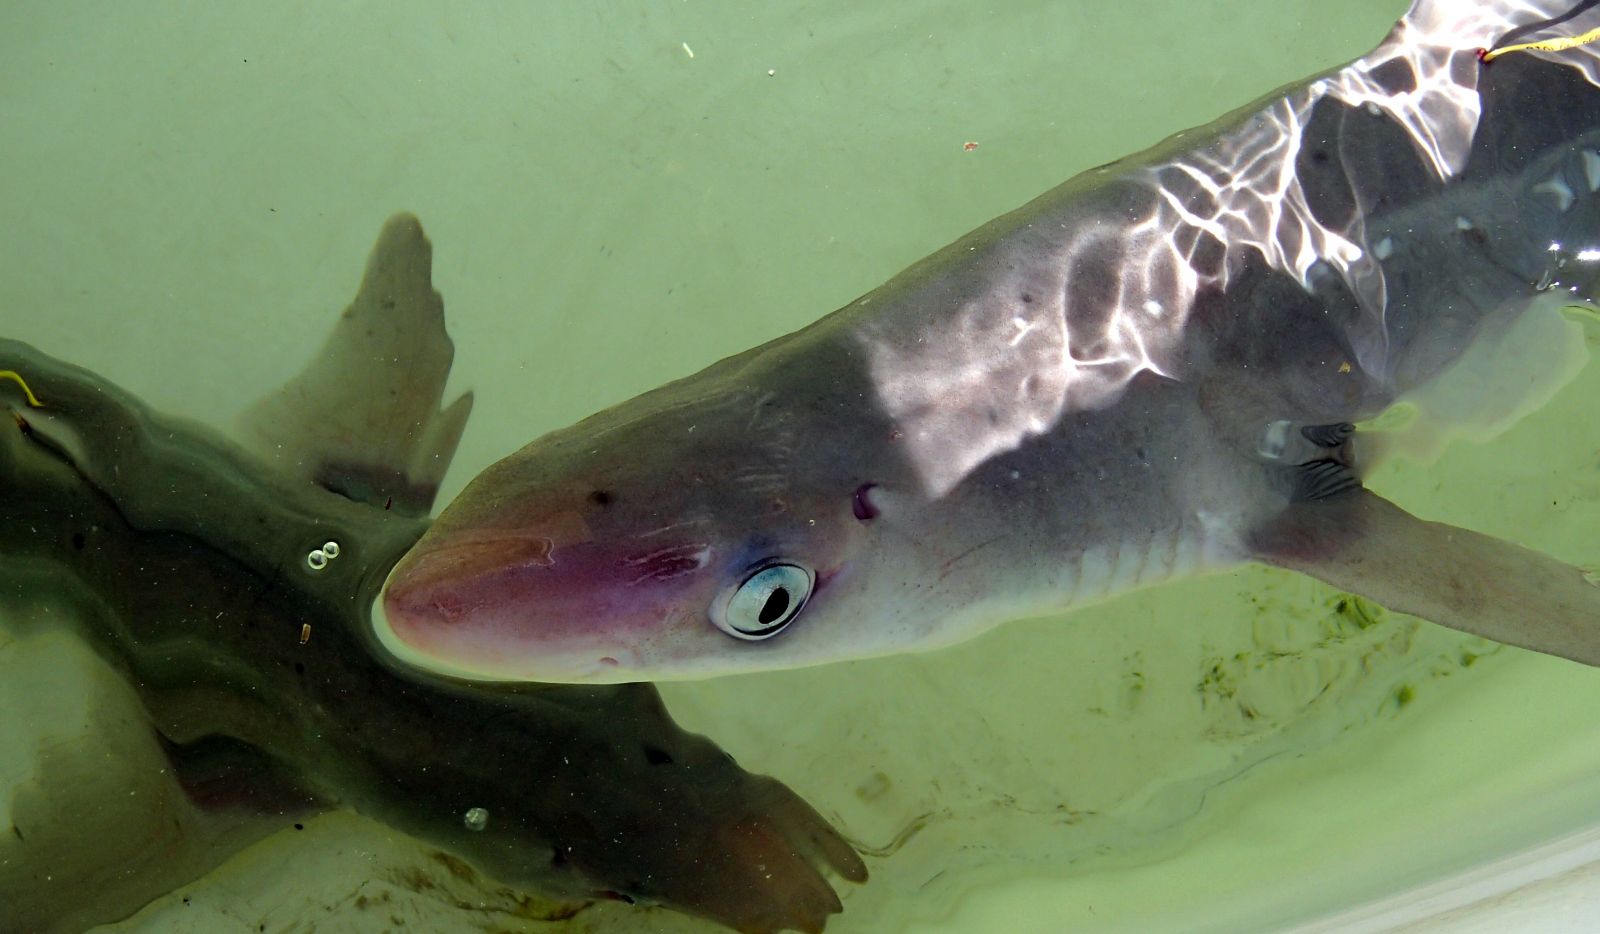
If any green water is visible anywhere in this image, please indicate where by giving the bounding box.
[5,0,1600,931]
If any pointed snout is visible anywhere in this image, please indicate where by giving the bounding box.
[377,501,707,681]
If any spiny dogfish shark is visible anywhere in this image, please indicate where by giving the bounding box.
[379,0,1600,684]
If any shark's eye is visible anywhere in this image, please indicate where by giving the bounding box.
[712,563,814,641]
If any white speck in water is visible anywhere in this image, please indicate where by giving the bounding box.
[322,540,341,559]
[1142,299,1164,316]
[1455,216,1474,231]
[682,41,694,59]
[306,549,328,571]
[1373,237,1394,260]
[767,68,776,76]
[464,807,489,831]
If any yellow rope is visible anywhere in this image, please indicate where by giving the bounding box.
[1481,25,1600,62]
[0,370,44,408]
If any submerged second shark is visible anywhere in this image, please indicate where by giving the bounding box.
[0,217,864,934]
[380,0,1600,684]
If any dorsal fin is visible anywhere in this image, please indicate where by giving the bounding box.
[237,213,473,516]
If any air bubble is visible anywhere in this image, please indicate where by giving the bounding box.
[322,541,341,559]
[306,549,328,571]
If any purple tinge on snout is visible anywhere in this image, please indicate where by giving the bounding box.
[381,511,704,679]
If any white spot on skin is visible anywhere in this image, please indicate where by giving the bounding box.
[1373,236,1394,260]
[1143,300,1164,316]
[1257,420,1292,459]
[1533,177,1575,212]
[1009,315,1036,346]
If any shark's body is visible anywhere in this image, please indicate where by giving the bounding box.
[381,0,1600,683]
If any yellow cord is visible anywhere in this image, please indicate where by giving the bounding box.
[0,370,44,408]
[1481,25,1600,62]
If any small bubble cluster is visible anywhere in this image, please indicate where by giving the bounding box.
[306,540,343,571]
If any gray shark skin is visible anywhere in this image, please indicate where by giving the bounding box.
[379,0,1600,684]
[0,216,864,934]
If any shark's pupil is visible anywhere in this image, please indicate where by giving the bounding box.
[759,588,790,625]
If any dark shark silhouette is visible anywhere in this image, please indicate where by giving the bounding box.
[0,216,864,934]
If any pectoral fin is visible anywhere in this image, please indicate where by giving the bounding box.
[1248,488,1600,667]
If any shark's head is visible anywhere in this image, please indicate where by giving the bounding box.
[377,331,936,682]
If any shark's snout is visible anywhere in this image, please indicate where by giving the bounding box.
[378,502,706,680]
[386,531,556,624]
